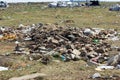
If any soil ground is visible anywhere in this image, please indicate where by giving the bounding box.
[0,2,120,80]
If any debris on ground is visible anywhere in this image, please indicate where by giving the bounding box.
[92,73,101,79]
[0,26,17,41]
[0,66,8,71]
[95,65,114,71]
[0,23,120,71]
[9,73,46,80]
[109,4,120,11]
[107,53,120,67]
[90,73,120,80]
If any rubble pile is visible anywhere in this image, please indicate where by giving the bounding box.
[109,4,120,11]
[90,73,120,80]
[0,26,17,41]
[0,23,120,66]
[11,23,120,66]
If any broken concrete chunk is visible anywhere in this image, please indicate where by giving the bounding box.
[72,49,81,56]
[107,53,120,66]
[87,51,98,58]
[28,53,42,61]
[0,66,8,71]
[9,73,46,80]
[92,73,101,79]
[95,65,114,71]
[51,38,59,44]
[95,48,106,53]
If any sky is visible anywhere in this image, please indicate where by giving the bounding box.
[1,0,120,3]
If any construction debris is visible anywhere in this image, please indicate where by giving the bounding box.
[95,65,114,71]
[0,66,8,71]
[0,26,17,41]
[9,73,46,80]
[107,53,120,67]
[9,23,119,65]
[90,73,120,80]
[0,1,9,9]
[92,73,101,79]
[109,4,120,11]
[0,23,120,69]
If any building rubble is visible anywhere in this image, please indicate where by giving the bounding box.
[90,72,120,80]
[0,23,120,68]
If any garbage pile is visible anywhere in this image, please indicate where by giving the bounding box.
[10,23,120,66]
[0,66,8,71]
[109,4,120,11]
[90,73,120,80]
[0,26,17,41]
[0,1,9,9]
[48,1,82,8]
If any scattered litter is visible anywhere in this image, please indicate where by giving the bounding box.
[116,64,120,69]
[0,66,8,71]
[92,73,101,79]
[107,53,120,67]
[109,4,120,11]
[90,73,120,80]
[0,23,120,69]
[3,23,118,66]
[95,65,114,71]
[9,73,46,80]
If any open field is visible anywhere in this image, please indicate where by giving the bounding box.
[0,2,120,80]
[0,2,120,30]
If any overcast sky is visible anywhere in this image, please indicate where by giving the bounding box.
[2,0,120,3]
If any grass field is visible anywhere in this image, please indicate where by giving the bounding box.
[0,2,120,30]
[0,2,120,80]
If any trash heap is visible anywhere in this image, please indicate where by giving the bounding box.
[0,26,17,41]
[90,72,120,80]
[109,4,120,11]
[12,23,120,66]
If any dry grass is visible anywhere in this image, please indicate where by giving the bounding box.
[0,2,120,80]
[0,2,120,31]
